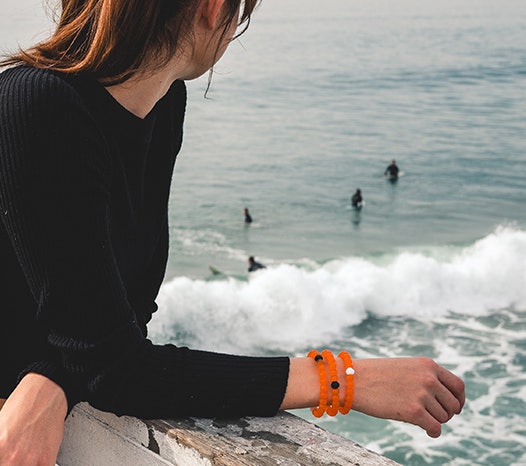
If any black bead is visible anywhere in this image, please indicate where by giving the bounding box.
[314,355,323,362]
[331,381,340,389]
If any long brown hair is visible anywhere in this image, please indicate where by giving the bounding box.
[2,0,259,85]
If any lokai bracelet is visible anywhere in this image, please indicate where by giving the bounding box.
[321,349,340,416]
[338,351,355,414]
[307,350,328,417]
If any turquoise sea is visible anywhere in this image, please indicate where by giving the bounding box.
[3,0,526,464]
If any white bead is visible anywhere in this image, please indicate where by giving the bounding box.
[345,367,355,375]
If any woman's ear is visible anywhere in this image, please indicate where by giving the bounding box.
[200,0,227,30]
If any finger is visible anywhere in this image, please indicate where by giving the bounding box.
[425,422,442,438]
[435,385,462,421]
[426,394,451,424]
[410,406,442,438]
[426,422,442,439]
[437,366,466,412]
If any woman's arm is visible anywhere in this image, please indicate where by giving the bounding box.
[0,355,464,465]
[0,374,67,466]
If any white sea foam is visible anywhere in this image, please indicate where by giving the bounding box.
[365,225,526,317]
[150,226,526,353]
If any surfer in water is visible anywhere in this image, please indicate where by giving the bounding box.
[244,207,253,224]
[351,189,363,208]
[248,256,266,272]
[384,159,400,179]
[0,1,465,463]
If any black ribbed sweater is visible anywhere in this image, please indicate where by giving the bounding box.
[0,66,289,418]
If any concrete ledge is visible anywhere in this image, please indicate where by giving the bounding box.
[58,402,400,465]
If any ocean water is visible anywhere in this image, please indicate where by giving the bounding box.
[2,0,526,465]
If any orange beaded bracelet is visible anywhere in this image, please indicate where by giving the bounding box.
[321,350,340,416]
[307,350,328,418]
[338,351,355,414]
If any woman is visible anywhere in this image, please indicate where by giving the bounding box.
[0,1,465,464]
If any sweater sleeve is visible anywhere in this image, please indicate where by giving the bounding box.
[0,67,289,418]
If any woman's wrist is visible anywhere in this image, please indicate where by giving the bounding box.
[8,373,68,420]
[280,354,352,411]
[280,357,319,410]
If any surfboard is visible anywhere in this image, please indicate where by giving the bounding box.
[384,170,404,180]
[208,265,224,275]
[351,200,365,210]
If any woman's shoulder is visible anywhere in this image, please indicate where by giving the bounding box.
[0,65,98,132]
[0,65,110,168]
[0,65,96,120]
[0,65,77,96]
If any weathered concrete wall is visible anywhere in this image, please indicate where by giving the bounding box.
[58,402,400,465]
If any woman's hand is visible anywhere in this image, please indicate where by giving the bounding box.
[0,373,68,466]
[352,357,465,437]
